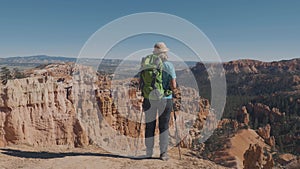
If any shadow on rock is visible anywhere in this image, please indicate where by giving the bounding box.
[0,148,149,160]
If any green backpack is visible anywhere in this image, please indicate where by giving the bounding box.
[140,54,164,100]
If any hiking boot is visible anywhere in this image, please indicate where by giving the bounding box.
[146,149,153,158]
[160,152,169,161]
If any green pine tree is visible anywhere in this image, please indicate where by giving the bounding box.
[12,68,25,79]
[0,67,12,85]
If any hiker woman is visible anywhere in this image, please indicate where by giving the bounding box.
[140,42,177,161]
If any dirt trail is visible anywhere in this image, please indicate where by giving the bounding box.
[0,145,228,169]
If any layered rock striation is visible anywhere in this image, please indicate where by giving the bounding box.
[0,76,86,147]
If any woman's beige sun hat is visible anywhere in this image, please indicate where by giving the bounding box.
[153,42,169,53]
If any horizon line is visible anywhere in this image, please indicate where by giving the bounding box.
[1,54,299,63]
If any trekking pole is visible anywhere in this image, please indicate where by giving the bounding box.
[173,108,182,160]
[135,106,143,156]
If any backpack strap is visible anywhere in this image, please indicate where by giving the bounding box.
[151,69,158,90]
[147,56,161,90]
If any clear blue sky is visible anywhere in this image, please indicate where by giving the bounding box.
[0,0,299,61]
